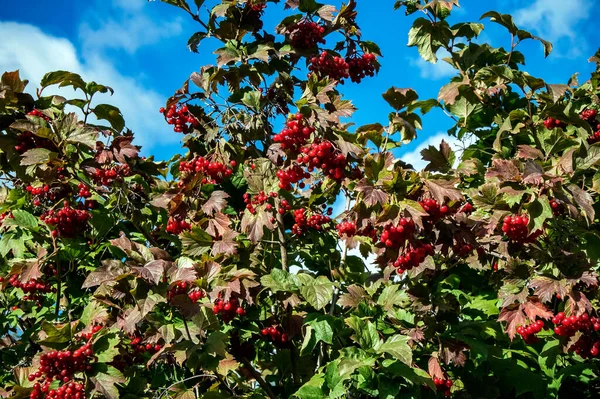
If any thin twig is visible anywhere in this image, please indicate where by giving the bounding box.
[240,357,277,399]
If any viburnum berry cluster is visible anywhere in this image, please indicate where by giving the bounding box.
[433,376,453,397]
[380,218,416,248]
[243,190,279,215]
[41,202,91,238]
[308,51,350,82]
[91,165,130,186]
[76,182,91,199]
[129,336,163,355]
[552,312,600,358]
[292,208,332,235]
[29,343,95,384]
[260,325,290,348]
[76,325,103,341]
[549,198,564,215]
[7,275,53,306]
[14,131,55,154]
[580,109,600,144]
[393,242,434,272]
[160,104,199,133]
[453,242,475,258]
[179,157,233,184]
[166,216,191,235]
[501,214,530,241]
[276,164,310,190]
[336,220,357,237]
[297,140,348,181]
[248,1,266,12]
[289,20,326,50]
[420,198,450,221]
[26,184,51,206]
[213,297,246,323]
[346,53,378,83]
[273,113,314,152]
[29,381,86,399]
[27,109,50,121]
[516,320,545,344]
[543,117,567,130]
[167,281,204,303]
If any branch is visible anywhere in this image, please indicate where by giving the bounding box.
[241,357,277,399]
[276,199,288,271]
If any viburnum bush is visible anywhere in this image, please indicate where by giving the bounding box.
[2,0,600,398]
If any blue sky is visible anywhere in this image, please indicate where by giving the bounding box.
[1,0,598,167]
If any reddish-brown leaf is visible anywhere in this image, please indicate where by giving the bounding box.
[202,191,230,216]
[211,229,239,256]
[567,290,593,316]
[428,356,444,379]
[529,277,569,303]
[424,179,463,204]
[498,304,527,340]
[440,340,468,367]
[516,145,544,160]
[134,260,170,285]
[337,285,367,308]
[485,159,520,181]
[521,299,553,321]
[241,209,275,243]
[355,180,389,207]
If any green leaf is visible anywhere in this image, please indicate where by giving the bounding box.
[297,275,334,310]
[260,268,299,293]
[94,331,121,363]
[294,374,326,399]
[93,104,125,132]
[526,198,552,232]
[20,148,57,166]
[382,87,418,111]
[242,91,262,110]
[39,321,73,346]
[375,335,412,365]
[10,209,37,229]
[91,369,125,399]
[66,126,98,148]
[345,316,379,350]
[407,18,450,63]
[181,227,213,257]
[40,70,86,91]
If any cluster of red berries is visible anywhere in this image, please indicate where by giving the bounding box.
[29,381,86,399]
[7,275,54,306]
[543,117,567,130]
[29,343,95,384]
[276,164,310,190]
[26,184,51,207]
[292,208,332,235]
[167,281,205,303]
[273,113,315,152]
[501,215,530,241]
[28,109,50,121]
[91,165,130,187]
[458,202,474,214]
[581,109,600,144]
[549,198,564,216]
[260,325,290,347]
[289,20,326,50]
[160,104,199,133]
[346,53,378,83]
[243,191,280,215]
[433,377,453,397]
[380,219,416,248]
[213,297,246,323]
[552,312,600,358]
[516,320,545,344]
[76,183,91,199]
[308,51,350,82]
[420,198,451,221]
[129,336,163,355]
[393,243,434,272]
[76,325,103,341]
[297,140,347,181]
[453,243,475,258]
[179,157,234,184]
[41,202,91,238]
[337,220,357,237]
[166,216,191,235]
[552,312,600,337]
[14,131,55,154]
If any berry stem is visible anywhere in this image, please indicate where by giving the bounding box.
[276,198,288,271]
[55,253,62,321]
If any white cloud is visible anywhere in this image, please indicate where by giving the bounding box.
[513,0,590,55]
[399,132,474,171]
[0,21,179,151]
[409,49,456,80]
[79,2,183,54]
